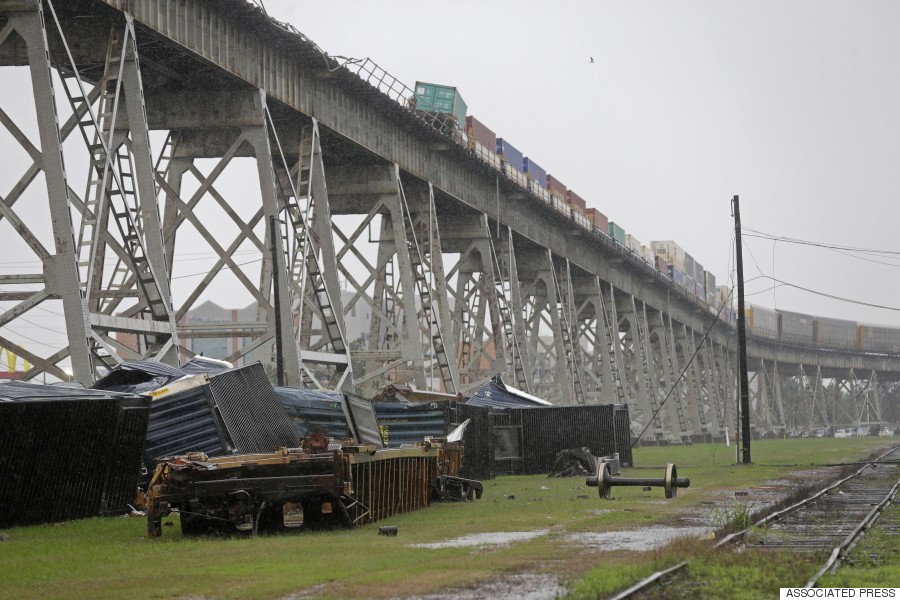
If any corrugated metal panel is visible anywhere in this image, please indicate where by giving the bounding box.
[747,304,778,339]
[815,316,857,349]
[449,401,631,477]
[0,383,150,527]
[274,387,349,439]
[207,363,300,453]
[858,323,900,353]
[778,310,815,344]
[614,405,634,467]
[143,386,227,470]
[452,403,493,481]
[373,402,450,447]
[519,405,621,474]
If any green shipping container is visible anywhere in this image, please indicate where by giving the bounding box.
[414,81,467,130]
[608,221,626,245]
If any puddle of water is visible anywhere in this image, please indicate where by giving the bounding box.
[400,572,564,600]
[566,526,713,552]
[410,530,549,549]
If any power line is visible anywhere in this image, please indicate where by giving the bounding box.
[742,233,900,268]
[742,226,900,257]
[753,275,900,313]
[631,286,734,447]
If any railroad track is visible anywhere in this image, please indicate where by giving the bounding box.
[609,445,900,599]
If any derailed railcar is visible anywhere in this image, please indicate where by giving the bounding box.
[146,440,481,537]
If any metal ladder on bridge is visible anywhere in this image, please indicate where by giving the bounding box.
[279,122,349,388]
[630,298,663,434]
[53,19,169,363]
[549,259,585,404]
[488,236,530,391]
[395,171,457,393]
[659,314,689,438]
[598,292,627,405]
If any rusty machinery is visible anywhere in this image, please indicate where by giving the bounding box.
[146,439,482,537]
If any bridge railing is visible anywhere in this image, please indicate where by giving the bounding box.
[248,1,462,139]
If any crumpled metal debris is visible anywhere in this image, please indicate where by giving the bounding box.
[547,447,599,478]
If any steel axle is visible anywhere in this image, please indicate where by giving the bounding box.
[586,461,690,499]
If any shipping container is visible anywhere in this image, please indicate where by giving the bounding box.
[496,138,524,168]
[522,157,547,188]
[608,221,626,245]
[695,280,704,300]
[705,272,717,296]
[625,234,641,255]
[651,241,686,271]
[641,245,654,264]
[547,174,566,197]
[685,274,694,294]
[414,81,467,129]
[814,316,858,350]
[694,262,704,286]
[0,383,151,528]
[716,285,731,306]
[746,304,778,339]
[584,208,608,233]
[465,115,496,150]
[655,255,668,273]
[778,310,815,344]
[668,265,685,287]
[858,323,900,353]
[684,253,695,281]
[566,190,587,211]
[697,275,706,300]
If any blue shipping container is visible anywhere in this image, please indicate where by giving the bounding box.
[496,138,524,168]
[522,157,547,188]
[668,265,685,287]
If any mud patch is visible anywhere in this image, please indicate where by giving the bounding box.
[399,572,564,600]
[566,526,713,552]
[410,530,549,549]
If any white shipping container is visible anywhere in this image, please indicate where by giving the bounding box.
[641,245,654,264]
[625,234,641,255]
[651,240,686,271]
[716,285,731,305]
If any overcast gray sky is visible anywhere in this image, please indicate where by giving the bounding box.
[2,0,900,371]
[261,0,900,325]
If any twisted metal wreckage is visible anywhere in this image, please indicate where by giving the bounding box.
[146,437,482,537]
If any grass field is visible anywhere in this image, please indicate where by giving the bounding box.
[0,437,896,599]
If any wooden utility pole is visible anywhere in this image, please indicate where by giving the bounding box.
[733,195,751,464]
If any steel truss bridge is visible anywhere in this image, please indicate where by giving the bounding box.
[0,0,897,442]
